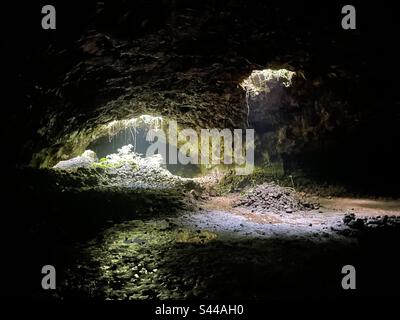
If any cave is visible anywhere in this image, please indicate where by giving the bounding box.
[3,1,400,303]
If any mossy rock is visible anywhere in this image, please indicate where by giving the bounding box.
[216,164,285,194]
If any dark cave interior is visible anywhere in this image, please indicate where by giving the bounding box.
[2,1,400,301]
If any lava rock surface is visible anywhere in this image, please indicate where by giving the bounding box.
[233,182,318,213]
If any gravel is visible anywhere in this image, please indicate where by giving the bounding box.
[343,213,400,230]
[233,182,318,213]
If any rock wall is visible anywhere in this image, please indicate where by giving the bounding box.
[4,1,399,193]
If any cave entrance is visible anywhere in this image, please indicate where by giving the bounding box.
[89,126,149,159]
[87,115,201,178]
[240,68,295,167]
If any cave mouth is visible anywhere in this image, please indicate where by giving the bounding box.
[240,68,296,166]
[86,115,202,178]
[88,115,164,159]
[57,106,257,180]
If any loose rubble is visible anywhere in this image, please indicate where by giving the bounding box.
[233,182,318,214]
[53,145,198,191]
[343,213,400,230]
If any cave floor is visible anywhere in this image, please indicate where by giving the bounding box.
[54,193,400,300]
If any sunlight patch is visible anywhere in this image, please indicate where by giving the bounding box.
[105,115,164,142]
[240,68,295,97]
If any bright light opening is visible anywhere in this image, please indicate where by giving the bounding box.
[240,68,295,97]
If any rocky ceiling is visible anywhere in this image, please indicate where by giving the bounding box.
[3,1,400,191]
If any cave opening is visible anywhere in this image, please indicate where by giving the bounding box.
[240,68,296,167]
[85,115,202,178]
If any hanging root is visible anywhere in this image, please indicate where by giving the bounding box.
[240,69,295,98]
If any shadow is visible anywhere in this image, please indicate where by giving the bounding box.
[5,167,189,299]
[6,168,400,300]
[58,229,399,300]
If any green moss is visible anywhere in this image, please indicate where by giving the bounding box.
[91,161,123,170]
[91,162,116,170]
[90,159,140,172]
[130,163,139,171]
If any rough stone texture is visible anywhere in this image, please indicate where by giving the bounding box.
[6,1,399,195]
[3,1,400,301]
[53,149,98,169]
[233,182,318,213]
[58,211,357,300]
[343,213,400,230]
[53,144,199,191]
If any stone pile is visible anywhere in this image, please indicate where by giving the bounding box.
[234,182,317,213]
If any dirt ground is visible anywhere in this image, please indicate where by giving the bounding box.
[205,193,400,225]
[319,197,400,216]
[49,192,400,300]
